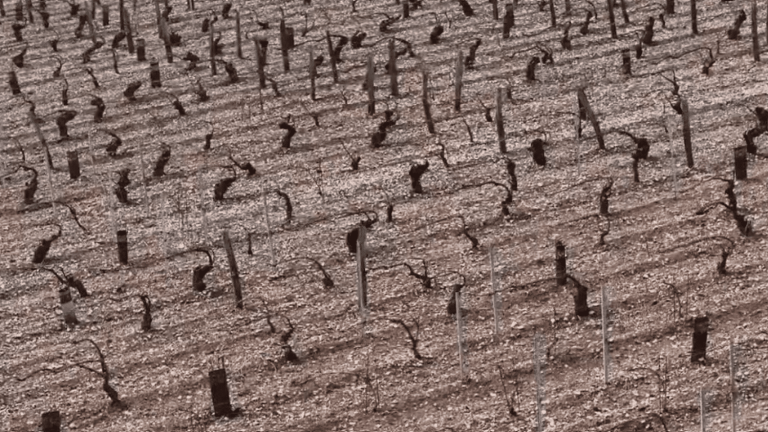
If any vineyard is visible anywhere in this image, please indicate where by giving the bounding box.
[1,0,768,430]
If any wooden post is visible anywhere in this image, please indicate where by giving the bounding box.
[164,43,173,63]
[356,225,368,322]
[8,69,21,95]
[123,7,134,54]
[402,0,409,18]
[751,0,760,61]
[621,49,631,75]
[388,39,398,97]
[100,177,117,237]
[606,0,617,38]
[209,369,234,416]
[564,0,571,15]
[548,0,556,27]
[119,0,124,29]
[734,146,747,180]
[555,240,566,285]
[454,50,463,112]
[0,153,6,186]
[491,0,498,19]
[666,116,679,199]
[28,110,56,202]
[149,58,161,87]
[495,88,506,153]
[691,316,708,363]
[209,21,217,75]
[575,97,582,176]
[117,229,128,263]
[700,388,707,432]
[194,171,209,243]
[284,25,294,50]
[254,37,266,88]
[690,0,698,35]
[138,153,150,214]
[28,109,49,164]
[666,0,674,14]
[67,150,80,180]
[309,49,316,101]
[326,31,338,83]
[577,88,605,150]
[366,54,375,115]
[503,3,514,38]
[280,19,292,72]
[153,0,162,39]
[262,190,276,266]
[681,97,694,168]
[23,0,31,22]
[160,15,170,42]
[160,17,172,63]
[730,342,738,432]
[85,4,97,43]
[0,0,5,17]
[235,9,242,59]
[601,285,610,384]
[422,69,435,133]
[455,291,467,375]
[534,332,545,432]
[490,245,501,342]
[222,231,243,309]
[59,287,79,325]
[135,38,145,62]
[572,273,590,317]
[619,0,629,23]
[41,411,61,432]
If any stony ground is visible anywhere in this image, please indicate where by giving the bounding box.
[1,0,768,430]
